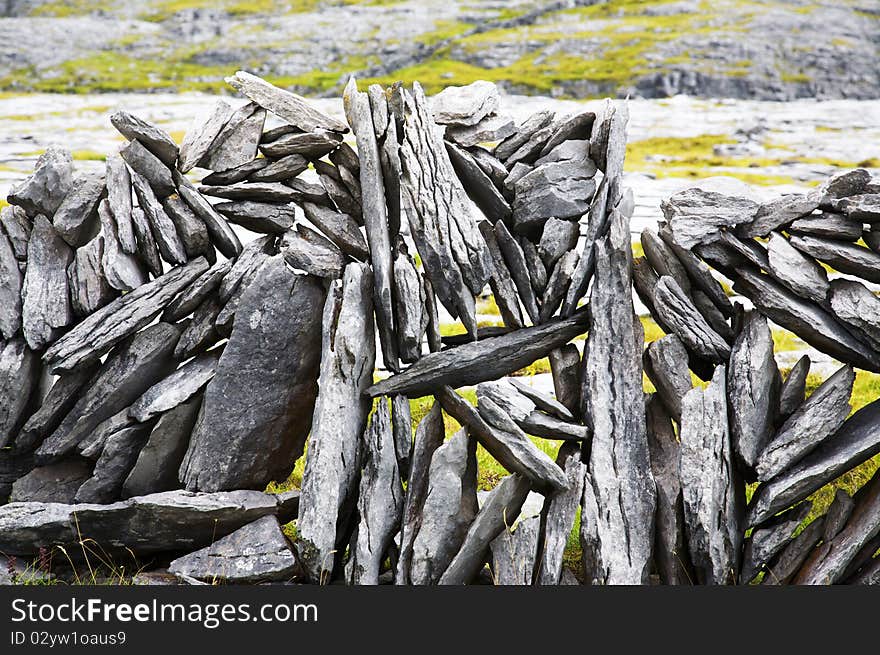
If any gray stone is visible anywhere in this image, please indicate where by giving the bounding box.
[658,225,733,317]
[43,257,207,373]
[446,142,511,222]
[539,250,578,322]
[393,247,426,362]
[130,169,187,266]
[509,378,574,422]
[8,146,74,218]
[52,171,104,247]
[21,215,74,350]
[391,395,412,476]
[778,354,810,424]
[161,259,231,322]
[129,350,220,423]
[838,193,880,222]
[818,168,872,204]
[301,202,368,261]
[644,334,692,424]
[431,80,499,126]
[766,232,829,303]
[174,295,222,360]
[740,502,811,582]
[296,264,374,584]
[662,179,760,249]
[519,234,548,293]
[641,226,691,295]
[130,206,163,278]
[727,311,779,472]
[505,119,559,167]
[0,338,40,448]
[226,71,349,133]
[478,222,524,329]
[680,365,743,585]
[549,345,582,420]
[258,129,341,159]
[490,513,540,585]
[173,170,242,259]
[202,105,266,172]
[202,157,268,185]
[494,110,554,162]
[502,161,533,194]
[105,155,137,254]
[121,139,175,198]
[98,199,147,292]
[74,421,153,503]
[76,408,133,460]
[446,114,515,147]
[738,193,819,238]
[828,278,880,349]
[110,111,178,168]
[1,205,31,260]
[280,228,346,279]
[654,275,731,363]
[824,489,855,543]
[0,225,22,339]
[162,194,213,261]
[757,365,853,482]
[214,200,296,235]
[123,395,201,498]
[538,217,579,270]
[178,99,235,173]
[10,459,92,503]
[169,515,297,584]
[788,211,863,241]
[494,220,540,323]
[180,257,324,492]
[68,237,116,318]
[539,111,595,158]
[761,517,824,585]
[748,398,880,526]
[535,139,593,167]
[250,154,309,182]
[790,233,880,283]
[512,160,596,230]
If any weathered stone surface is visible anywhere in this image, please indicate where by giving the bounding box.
[548,345,582,419]
[738,193,819,238]
[162,194,213,262]
[740,501,811,583]
[368,311,587,398]
[130,169,187,266]
[76,407,133,460]
[447,142,511,222]
[439,473,531,585]
[202,158,268,185]
[654,275,731,363]
[778,354,810,424]
[203,106,266,172]
[795,467,880,585]
[1,205,31,260]
[644,334,691,424]
[21,215,74,350]
[535,139,593,168]
[98,199,147,292]
[178,100,234,173]
[535,444,585,585]
[790,233,880,283]
[818,168,872,204]
[111,111,179,168]
[317,170,360,217]
[397,402,445,585]
[583,206,656,585]
[227,71,349,133]
[174,296,222,360]
[123,395,201,498]
[0,338,40,448]
[44,257,208,373]
[727,311,779,473]
[181,257,324,492]
[297,264,374,584]
[0,226,23,339]
[495,110,554,161]
[658,225,733,317]
[198,182,300,203]
[173,170,242,259]
[748,398,880,526]
[680,365,743,585]
[478,222,524,329]
[646,395,692,585]
[512,161,596,230]
[828,278,880,350]
[52,171,103,247]
[251,154,309,183]
[8,146,74,218]
[37,322,180,462]
[446,114,515,147]
[391,395,412,477]
[734,268,880,372]
[539,250,578,322]
[0,489,287,556]
[538,217,579,271]
[129,350,219,423]
[393,247,426,361]
[74,420,153,503]
[431,80,498,126]
[162,259,230,322]
[519,235,548,293]
[838,193,880,222]
[789,211,863,241]
[495,220,540,323]
[509,378,574,422]
[506,119,559,167]
[259,129,341,160]
[662,178,760,248]
[490,512,540,585]
[213,200,295,235]
[757,365,853,482]
[68,237,116,318]
[301,201,368,261]
[766,232,829,303]
[170,515,296,583]
[105,155,137,254]
[280,228,346,279]
[641,226,690,294]
[121,139,175,198]
[824,488,856,543]
[10,459,92,503]
[130,206,163,278]
[761,517,824,585]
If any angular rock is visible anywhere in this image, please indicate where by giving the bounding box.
[180,257,324,491]
[202,157,268,185]
[250,154,309,183]
[734,268,880,372]
[162,194,213,261]
[10,459,93,503]
[130,169,187,266]
[662,179,760,248]
[130,206,163,278]
[539,250,578,322]
[789,211,863,241]
[301,202,368,260]
[173,170,242,259]
[431,80,499,126]
[519,235,548,293]
[494,110,554,161]
[727,311,780,472]
[641,226,690,295]
[495,220,540,323]
[368,311,588,398]
[766,232,829,303]
[658,225,733,317]
[8,146,74,217]
[828,278,880,350]
[738,193,818,238]
[838,193,880,222]
[535,444,585,585]
[391,395,412,477]
[748,398,880,526]
[129,350,220,422]
[21,215,74,350]
[105,155,137,254]
[643,334,691,424]
[259,130,342,159]
[76,407,134,460]
[0,226,23,339]
[680,366,743,585]
[214,200,297,236]
[178,99,235,173]
[740,502,811,582]
[121,139,175,198]
[512,160,596,230]
[548,345,582,420]
[45,257,207,373]
[490,512,540,585]
[757,365,853,481]
[162,259,230,322]
[226,71,349,133]
[778,354,810,424]
[202,106,266,172]
[654,275,731,363]
[0,338,40,448]
[818,168,872,204]
[74,420,153,503]
[1,205,31,260]
[478,222,524,329]
[111,111,179,168]
[509,378,574,422]
[506,119,559,167]
[123,395,201,498]
[761,517,824,585]
[98,199,146,292]
[393,247,426,362]
[52,171,104,247]
[169,515,297,584]
[790,233,880,283]
[297,264,374,584]
[824,489,856,543]
[68,237,116,317]
[446,114,515,147]
[174,296,222,360]
[538,217,579,270]
[447,142,511,222]
[280,228,346,279]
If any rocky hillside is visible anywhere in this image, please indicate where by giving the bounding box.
[0,0,878,99]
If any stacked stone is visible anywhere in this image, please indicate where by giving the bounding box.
[635,171,880,585]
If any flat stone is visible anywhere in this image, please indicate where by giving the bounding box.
[169,515,297,584]
[0,338,40,448]
[218,234,273,302]
[741,502,811,583]
[658,225,733,317]
[823,488,856,543]
[74,420,153,504]
[446,142,511,222]
[641,226,690,295]
[778,354,810,424]
[178,99,235,173]
[215,200,296,234]
[766,232,829,303]
[21,215,74,350]
[467,146,508,190]
[130,206,163,278]
[130,169,187,266]
[174,296,222,360]
[0,225,22,339]
[173,170,242,259]
[494,110,554,162]
[478,222,524,329]
[349,399,404,585]
[788,211,863,241]
[296,264,374,584]
[161,259,231,322]
[98,198,147,292]
[180,257,324,492]
[43,257,207,373]
[67,237,114,319]
[829,278,880,350]
[505,119,559,167]
[202,157,268,185]
[52,171,104,247]
[727,311,780,473]
[162,194,213,262]
[123,395,202,498]
[8,146,74,218]
[761,516,824,585]
[790,233,880,283]
[539,250,578,322]
[393,246,426,362]
[302,201,369,261]
[512,160,596,230]
[643,334,692,424]
[111,110,179,168]
[202,106,266,173]
[490,513,540,585]
[250,154,309,182]
[317,170,360,217]
[838,193,880,222]
[680,365,743,585]
[104,155,138,254]
[129,350,220,423]
[733,268,880,372]
[662,178,761,249]
[748,398,880,526]
[446,114,515,147]
[10,459,92,503]
[654,275,731,363]
[494,220,540,323]
[280,228,346,279]
[258,130,342,159]
[757,365,853,482]
[509,378,574,422]
[430,80,499,127]
[1,205,31,260]
[538,217,579,270]
[738,193,819,238]
[121,139,175,199]
[818,168,872,204]
[226,71,349,133]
